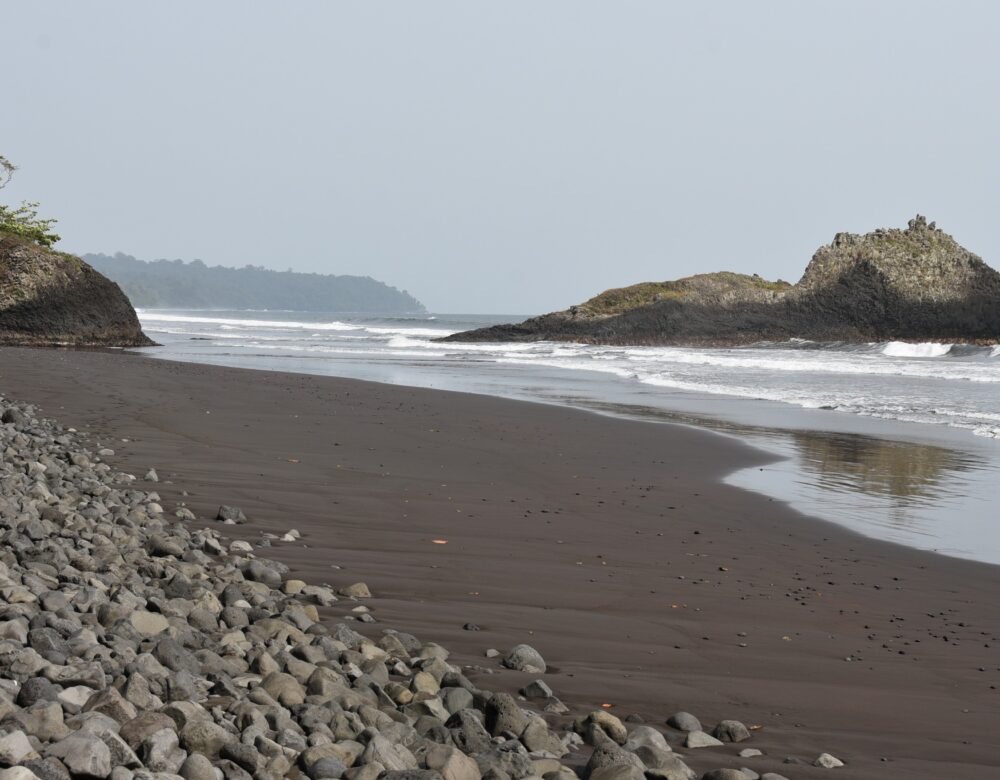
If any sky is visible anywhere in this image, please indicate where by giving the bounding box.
[2,2,998,314]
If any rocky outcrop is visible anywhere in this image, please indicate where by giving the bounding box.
[0,234,153,346]
[445,216,1000,346]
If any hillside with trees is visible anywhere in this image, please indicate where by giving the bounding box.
[83,253,425,313]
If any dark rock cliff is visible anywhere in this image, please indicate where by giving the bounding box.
[445,216,1000,346]
[0,234,154,346]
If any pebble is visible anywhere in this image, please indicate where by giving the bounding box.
[814,753,845,768]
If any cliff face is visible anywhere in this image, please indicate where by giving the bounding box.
[0,234,154,346]
[445,216,1000,346]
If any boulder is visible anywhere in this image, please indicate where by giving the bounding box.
[0,731,39,766]
[260,672,306,706]
[179,718,233,758]
[47,736,112,778]
[684,731,723,749]
[339,583,372,598]
[424,744,481,780]
[128,610,170,637]
[623,725,670,753]
[179,753,217,780]
[584,711,627,745]
[216,506,247,523]
[585,743,644,779]
[484,693,529,737]
[712,720,751,743]
[141,728,186,773]
[0,235,153,347]
[501,644,546,673]
[814,753,844,768]
[666,712,701,733]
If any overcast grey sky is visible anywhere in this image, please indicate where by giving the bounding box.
[2,2,997,313]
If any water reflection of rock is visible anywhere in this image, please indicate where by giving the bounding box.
[569,399,978,506]
[790,431,973,506]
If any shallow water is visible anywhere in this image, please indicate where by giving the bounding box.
[565,399,999,562]
[135,308,1000,565]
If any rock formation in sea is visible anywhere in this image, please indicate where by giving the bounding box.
[0,233,153,346]
[444,216,1000,346]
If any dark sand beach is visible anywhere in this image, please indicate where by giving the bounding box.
[1,347,997,779]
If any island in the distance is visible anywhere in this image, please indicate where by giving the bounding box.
[444,216,1000,346]
[84,252,425,314]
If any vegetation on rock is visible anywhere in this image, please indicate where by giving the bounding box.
[575,273,792,317]
[0,156,61,247]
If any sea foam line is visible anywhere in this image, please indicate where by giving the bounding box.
[138,313,361,331]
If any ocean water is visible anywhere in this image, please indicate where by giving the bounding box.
[134,309,1000,565]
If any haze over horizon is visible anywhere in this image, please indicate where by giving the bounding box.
[2,1,998,314]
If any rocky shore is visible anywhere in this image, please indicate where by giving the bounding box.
[0,396,847,780]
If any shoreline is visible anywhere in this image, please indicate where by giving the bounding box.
[135,335,1000,568]
[2,346,998,779]
[134,307,1000,571]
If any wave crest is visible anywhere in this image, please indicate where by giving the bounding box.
[882,341,953,358]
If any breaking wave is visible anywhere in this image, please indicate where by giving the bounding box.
[882,341,953,358]
[136,309,1000,440]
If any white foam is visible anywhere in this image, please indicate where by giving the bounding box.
[139,313,361,331]
[882,341,953,358]
[614,346,1000,383]
[366,326,456,338]
[226,342,449,358]
[386,338,541,354]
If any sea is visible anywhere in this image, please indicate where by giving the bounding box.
[134,309,1000,566]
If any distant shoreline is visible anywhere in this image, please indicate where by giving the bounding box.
[83,251,426,313]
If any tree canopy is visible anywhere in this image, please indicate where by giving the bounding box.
[0,156,61,247]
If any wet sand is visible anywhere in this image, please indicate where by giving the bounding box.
[1,347,997,779]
